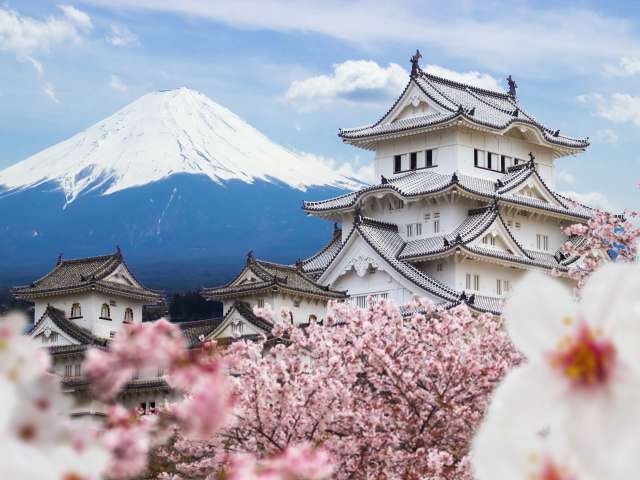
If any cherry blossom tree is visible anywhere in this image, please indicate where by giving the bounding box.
[162,299,518,480]
[562,209,639,290]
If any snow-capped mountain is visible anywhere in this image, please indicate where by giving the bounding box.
[0,89,357,290]
[0,87,356,204]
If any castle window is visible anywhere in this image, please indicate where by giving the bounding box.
[74,364,81,377]
[232,321,244,336]
[157,367,164,377]
[124,307,133,323]
[497,279,512,295]
[500,155,508,172]
[436,263,443,272]
[100,303,111,320]
[465,273,471,290]
[64,365,73,377]
[407,223,422,237]
[355,295,367,309]
[70,302,81,318]
[433,219,440,233]
[426,149,436,167]
[257,298,264,308]
[473,275,480,291]
[293,299,301,308]
[394,155,402,173]
[536,234,549,251]
[410,152,417,170]
[482,235,496,247]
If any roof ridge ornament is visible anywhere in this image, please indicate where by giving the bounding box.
[410,49,422,77]
[507,75,517,98]
[528,152,536,165]
[246,250,254,263]
[56,253,63,266]
[354,205,363,225]
[380,175,388,185]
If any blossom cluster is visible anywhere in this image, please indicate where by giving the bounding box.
[561,209,639,290]
[0,312,108,479]
[162,298,518,479]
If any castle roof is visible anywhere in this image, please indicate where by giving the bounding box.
[339,67,589,152]
[30,306,108,348]
[202,254,347,301]
[12,248,161,302]
[314,215,504,315]
[303,160,593,221]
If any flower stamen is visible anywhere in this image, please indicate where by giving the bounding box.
[550,322,615,387]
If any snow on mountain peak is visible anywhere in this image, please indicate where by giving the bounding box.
[0,87,358,203]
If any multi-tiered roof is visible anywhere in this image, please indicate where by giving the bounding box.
[12,247,161,302]
[339,58,589,154]
[202,252,347,302]
[304,158,592,221]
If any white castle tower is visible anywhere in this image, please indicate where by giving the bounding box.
[298,51,591,315]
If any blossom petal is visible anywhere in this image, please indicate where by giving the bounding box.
[567,367,640,480]
[502,272,576,359]
[579,263,640,369]
[471,365,582,480]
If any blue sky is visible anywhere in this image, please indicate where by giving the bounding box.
[1,0,639,211]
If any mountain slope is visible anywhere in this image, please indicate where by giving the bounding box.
[0,87,357,204]
[0,88,357,290]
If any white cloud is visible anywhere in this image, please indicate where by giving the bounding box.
[109,74,127,92]
[423,64,501,91]
[22,55,43,75]
[604,57,640,76]
[0,5,92,57]
[579,92,640,126]
[594,128,619,144]
[42,82,60,103]
[556,169,575,186]
[299,152,375,185]
[286,60,406,109]
[58,5,93,32]
[78,0,640,73]
[285,60,501,109]
[106,24,139,47]
[561,190,617,212]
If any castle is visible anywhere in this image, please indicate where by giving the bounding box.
[13,52,593,413]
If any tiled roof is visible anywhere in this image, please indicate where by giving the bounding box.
[352,217,459,302]
[301,229,343,274]
[12,248,161,302]
[303,162,593,220]
[178,318,223,348]
[339,70,589,150]
[30,306,107,346]
[320,211,582,315]
[394,205,578,271]
[202,255,346,301]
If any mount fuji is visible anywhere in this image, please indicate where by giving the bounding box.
[0,88,360,290]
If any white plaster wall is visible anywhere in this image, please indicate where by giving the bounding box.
[453,259,524,297]
[373,127,557,187]
[502,211,567,252]
[332,268,416,305]
[34,292,145,339]
[418,258,456,286]
[223,293,328,327]
[360,195,479,241]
